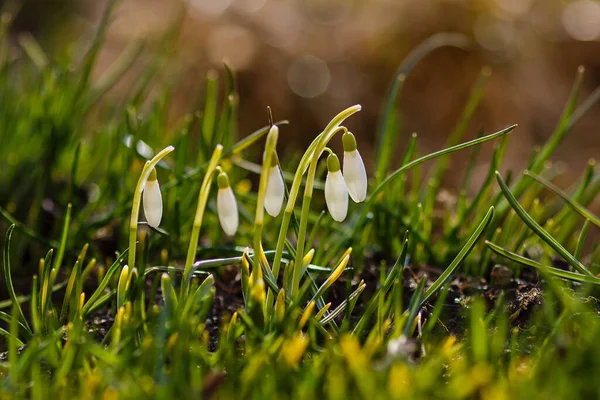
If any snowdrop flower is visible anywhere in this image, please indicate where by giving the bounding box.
[342,131,367,202]
[216,171,239,236]
[264,153,285,217]
[142,167,163,228]
[325,153,348,222]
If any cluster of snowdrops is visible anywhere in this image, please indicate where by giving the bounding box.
[140,125,368,234]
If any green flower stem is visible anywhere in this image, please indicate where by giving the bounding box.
[291,127,346,298]
[271,106,361,300]
[289,105,361,299]
[128,146,175,270]
[254,126,279,238]
[271,138,321,287]
[254,126,279,321]
[183,145,223,288]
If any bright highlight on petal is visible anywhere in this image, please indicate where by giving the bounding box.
[342,132,367,203]
[264,165,285,217]
[217,172,239,236]
[142,168,163,228]
[325,154,348,222]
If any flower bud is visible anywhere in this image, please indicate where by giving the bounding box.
[142,168,163,228]
[264,153,285,217]
[342,132,367,203]
[216,171,239,236]
[325,153,348,222]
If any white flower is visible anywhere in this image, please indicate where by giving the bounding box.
[342,132,367,202]
[264,162,285,217]
[217,172,239,236]
[143,168,163,228]
[324,153,348,222]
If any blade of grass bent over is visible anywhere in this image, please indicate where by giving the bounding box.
[486,241,600,285]
[524,171,600,228]
[495,171,593,277]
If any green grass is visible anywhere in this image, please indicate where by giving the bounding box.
[1,3,600,399]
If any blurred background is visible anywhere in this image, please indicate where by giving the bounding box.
[5,0,600,193]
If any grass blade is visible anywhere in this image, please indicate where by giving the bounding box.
[525,171,600,228]
[495,171,593,277]
[575,219,590,260]
[353,125,516,238]
[422,206,495,305]
[2,225,31,334]
[486,241,600,285]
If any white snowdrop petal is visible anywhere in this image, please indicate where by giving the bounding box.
[343,149,367,203]
[217,187,239,236]
[264,166,285,217]
[324,170,348,222]
[143,179,163,228]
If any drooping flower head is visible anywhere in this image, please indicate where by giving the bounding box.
[342,131,367,203]
[143,167,163,228]
[324,153,348,222]
[264,153,285,217]
[216,171,239,236]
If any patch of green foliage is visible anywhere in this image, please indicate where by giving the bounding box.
[1,3,600,399]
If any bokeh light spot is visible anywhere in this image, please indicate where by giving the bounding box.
[287,55,331,98]
[207,25,258,70]
[562,0,600,41]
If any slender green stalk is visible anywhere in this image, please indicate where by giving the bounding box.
[269,105,361,299]
[254,126,279,246]
[257,127,281,316]
[128,146,175,270]
[183,145,223,285]
[292,126,348,298]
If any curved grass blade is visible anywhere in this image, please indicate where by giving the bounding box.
[352,125,516,239]
[486,240,600,285]
[0,206,60,248]
[422,206,495,305]
[495,171,593,277]
[0,311,31,339]
[2,225,31,333]
[525,171,600,228]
